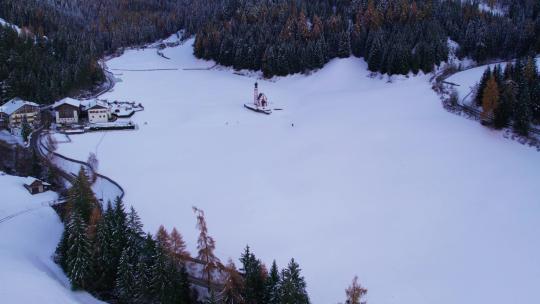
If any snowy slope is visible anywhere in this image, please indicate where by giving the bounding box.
[54,39,540,304]
[0,173,105,304]
[0,17,22,34]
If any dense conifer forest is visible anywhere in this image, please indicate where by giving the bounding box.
[194,0,540,77]
[1,0,539,104]
[476,56,540,135]
[0,0,199,104]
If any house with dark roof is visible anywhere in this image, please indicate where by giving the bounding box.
[23,177,51,194]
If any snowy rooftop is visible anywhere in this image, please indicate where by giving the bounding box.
[52,97,80,109]
[0,98,39,115]
[23,176,50,187]
[85,99,109,110]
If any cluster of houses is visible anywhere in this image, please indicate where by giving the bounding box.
[1,96,141,137]
[0,97,115,132]
[52,97,111,126]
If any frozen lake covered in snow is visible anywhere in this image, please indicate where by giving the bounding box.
[55,39,540,304]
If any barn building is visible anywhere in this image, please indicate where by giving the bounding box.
[23,177,51,195]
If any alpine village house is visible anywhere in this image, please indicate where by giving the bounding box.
[52,98,111,125]
[0,98,40,130]
[86,100,110,123]
[52,98,80,125]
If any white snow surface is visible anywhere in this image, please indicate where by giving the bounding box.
[0,173,105,304]
[54,39,540,304]
[0,130,23,146]
[0,17,22,34]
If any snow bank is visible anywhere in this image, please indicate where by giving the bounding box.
[0,130,23,146]
[0,17,21,34]
[0,174,104,303]
[54,39,540,304]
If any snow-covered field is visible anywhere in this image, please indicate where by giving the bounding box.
[0,173,104,303]
[54,39,540,304]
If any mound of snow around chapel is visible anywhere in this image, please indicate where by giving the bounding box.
[54,39,540,304]
[0,173,104,303]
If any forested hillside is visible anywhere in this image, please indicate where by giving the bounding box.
[0,0,204,104]
[1,0,539,104]
[195,0,540,77]
[475,56,540,135]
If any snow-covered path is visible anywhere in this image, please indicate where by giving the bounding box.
[54,39,540,304]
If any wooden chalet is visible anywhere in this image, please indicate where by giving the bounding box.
[23,177,51,195]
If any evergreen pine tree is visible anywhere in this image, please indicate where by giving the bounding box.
[66,210,92,290]
[127,206,144,239]
[240,246,267,304]
[494,80,517,129]
[55,228,70,271]
[112,196,128,259]
[503,63,513,80]
[265,260,281,304]
[337,31,351,58]
[493,65,504,90]
[67,167,98,223]
[172,265,193,304]
[135,234,158,303]
[523,57,538,86]
[524,57,540,121]
[531,81,540,122]
[115,207,144,303]
[91,201,117,295]
[20,116,32,142]
[280,259,310,304]
[150,244,175,303]
[476,67,492,107]
[116,246,139,303]
[514,80,532,136]
[367,31,383,72]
